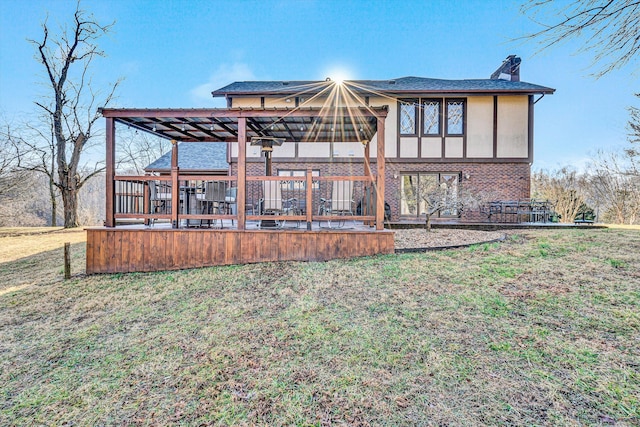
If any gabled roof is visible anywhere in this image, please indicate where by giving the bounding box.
[144,142,228,172]
[211,76,555,97]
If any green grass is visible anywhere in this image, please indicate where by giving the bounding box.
[1,228,639,425]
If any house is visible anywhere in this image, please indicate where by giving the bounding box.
[89,55,554,274]
[210,55,554,221]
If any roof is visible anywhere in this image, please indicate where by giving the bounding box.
[144,142,228,172]
[101,107,386,143]
[211,76,555,97]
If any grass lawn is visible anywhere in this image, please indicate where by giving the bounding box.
[0,227,638,425]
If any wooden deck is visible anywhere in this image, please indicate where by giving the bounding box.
[86,227,395,274]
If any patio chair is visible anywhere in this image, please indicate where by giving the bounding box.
[199,181,227,228]
[319,180,355,228]
[259,180,283,228]
[149,180,172,226]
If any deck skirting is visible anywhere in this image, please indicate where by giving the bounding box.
[86,228,395,274]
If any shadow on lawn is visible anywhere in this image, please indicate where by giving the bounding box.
[0,242,86,294]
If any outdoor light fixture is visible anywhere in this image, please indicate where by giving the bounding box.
[361,139,369,146]
[181,124,186,132]
[210,125,214,131]
[285,98,291,103]
[300,126,305,131]
[152,124,157,132]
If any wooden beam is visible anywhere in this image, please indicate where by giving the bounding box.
[237,118,247,230]
[100,106,388,119]
[306,168,313,230]
[184,119,226,141]
[211,117,238,136]
[376,117,385,230]
[105,117,115,227]
[171,142,179,228]
[246,117,267,137]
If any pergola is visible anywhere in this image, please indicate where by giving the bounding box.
[101,106,389,230]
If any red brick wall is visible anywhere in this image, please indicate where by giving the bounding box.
[231,160,530,221]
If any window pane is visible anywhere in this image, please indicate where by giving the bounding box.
[439,174,460,216]
[400,174,419,215]
[400,102,416,134]
[423,101,440,135]
[418,174,439,216]
[447,101,464,135]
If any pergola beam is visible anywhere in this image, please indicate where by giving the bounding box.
[100,107,387,119]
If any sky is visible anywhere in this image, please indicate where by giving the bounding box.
[0,0,637,171]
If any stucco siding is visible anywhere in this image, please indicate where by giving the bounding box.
[467,96,494,158]
[497,96,528,158]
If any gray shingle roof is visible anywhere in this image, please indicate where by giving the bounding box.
[144,142,228,172]
[211,76,554,97]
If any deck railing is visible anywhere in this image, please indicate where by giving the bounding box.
[112,171,377,229]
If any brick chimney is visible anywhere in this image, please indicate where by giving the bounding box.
[490,55,521,82]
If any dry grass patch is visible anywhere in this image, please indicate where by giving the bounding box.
[0,227,86,294]
[0,228,639,425]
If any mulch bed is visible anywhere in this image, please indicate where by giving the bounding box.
[393,228,505,251]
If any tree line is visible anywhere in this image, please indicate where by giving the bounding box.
[532,144,640,224]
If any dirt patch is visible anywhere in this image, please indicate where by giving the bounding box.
[394,228,505,250]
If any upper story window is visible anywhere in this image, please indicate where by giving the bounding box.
[399,100,417,135]
[446,100,465,135]
[422,100,441,135]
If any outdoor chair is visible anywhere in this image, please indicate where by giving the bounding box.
[148,180,173,226]
[319,180,355,228]
[199,181,227,228]
[259,180,283,228]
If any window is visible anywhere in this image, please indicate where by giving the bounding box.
[278,169,319,190]
[399,100,417,135]
[422,100,441,135]
[399,172,461,218]
[446,100,464,135]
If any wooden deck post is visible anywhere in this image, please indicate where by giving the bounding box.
[306,168,313,230]
[376,117,385,230]
[105,117,115,227]
[363,141,372,226]
[143,183,150,226]
[171,140,179,228]
[237,117,246,230]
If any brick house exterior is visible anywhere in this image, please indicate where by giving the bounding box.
[213,56,554,221]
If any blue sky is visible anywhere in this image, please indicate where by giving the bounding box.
[0,0,637,170]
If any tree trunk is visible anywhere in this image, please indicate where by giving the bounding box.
[49,175,57,227]
[425,214,432,232]
[62,187,79,228]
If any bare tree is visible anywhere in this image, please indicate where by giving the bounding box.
[24,3,119,227]
[532,168,587,223]
[521,0,640,77]
[0,125,24,198]
[588,149,640,224]
[117,128,173,174]
[629,93,640,144]
[2,113,62,226]
[415,177,497,231]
